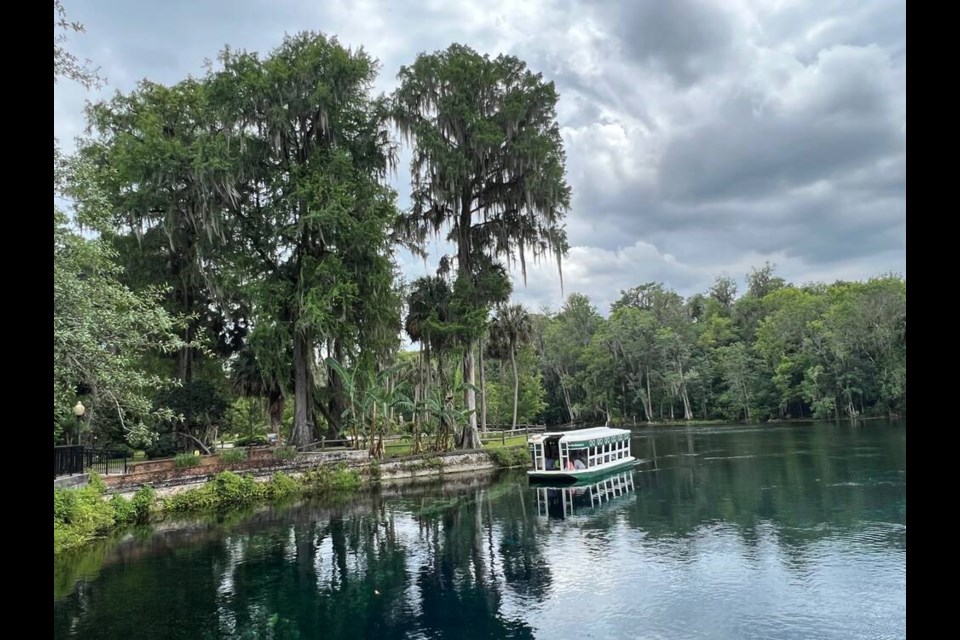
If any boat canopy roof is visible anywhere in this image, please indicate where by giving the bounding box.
[530,427,631,449]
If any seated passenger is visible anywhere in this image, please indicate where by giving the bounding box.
[574,458,586,470]
[566,459,575,470]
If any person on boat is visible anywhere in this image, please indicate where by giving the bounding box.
[566,459,575,470]
[574,457,586,470]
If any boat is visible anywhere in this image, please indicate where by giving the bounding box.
[527,426,636,483]
[535,471,636,519]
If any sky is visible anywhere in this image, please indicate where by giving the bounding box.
[53,0,906,315]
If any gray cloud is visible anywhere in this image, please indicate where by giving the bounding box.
[54,0,906,314]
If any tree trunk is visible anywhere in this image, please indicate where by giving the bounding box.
[678,359,693,420]
[459,342,482,448]
[644,367,654,423]
[413,345,423,454]
[268,392,284,441]
[510,344,520,430]
[556,366,574,424]
[479,338,487,432]
[326,338,346,438]
[291,327,314,449]
[370,401,382,458]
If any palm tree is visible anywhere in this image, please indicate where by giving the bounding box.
[405,276,456,450]
[491,304,533,430]
[230,345,288,442]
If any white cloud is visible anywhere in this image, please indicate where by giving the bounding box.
[54,0,906,314]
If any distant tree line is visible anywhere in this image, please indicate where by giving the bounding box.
[530,266,905,426]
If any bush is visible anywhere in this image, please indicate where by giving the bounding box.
[144,433,179,460]
[53,480,117,554]
[174,453,202,469]
[303,464,361,493]
[262,472,299,499]
[220,449,248,465]
[163,484,217,513]
[211,471,259,506]
[162,471,273,514]
[235,434,269,447]
[487,446,529,469]
[130,485,156,523]
[110,494,136,524]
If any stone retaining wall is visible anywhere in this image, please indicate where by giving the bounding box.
[54,473,90,490]
[103,449,368,494]
[104,447,510,498]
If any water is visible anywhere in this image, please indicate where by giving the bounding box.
[54,421,906,639]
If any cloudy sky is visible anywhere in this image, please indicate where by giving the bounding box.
[54,0,906,314]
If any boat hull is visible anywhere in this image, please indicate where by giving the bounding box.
[527,457,637,484]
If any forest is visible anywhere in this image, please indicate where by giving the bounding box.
[54,10,906,460]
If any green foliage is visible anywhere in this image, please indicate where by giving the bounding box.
[109,494,136,524]
[529,270,906,426]
[302,464,362,493]
[130,485,156,523]
[487,446,529,469]
[394,43,571,448]
[144,433,179,460]
[484,345,547,425]
[220,448,248,465]
[263,473,299,499]
[226,396,270,443]
[53,208,186,447]
[173,453,202,469]
[236,435,269,447]
[153,380,229,452]
[87,472,107,493]
[53,480,115,554]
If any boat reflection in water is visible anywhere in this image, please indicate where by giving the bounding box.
[535,470,636,520]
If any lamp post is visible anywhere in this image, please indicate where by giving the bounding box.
[73,401,86,446]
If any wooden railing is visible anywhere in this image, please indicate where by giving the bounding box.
[296,424,547,453]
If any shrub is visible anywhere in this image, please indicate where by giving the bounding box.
[174,453,202,469]
[487,446,528,469]
[236,434,269,447]
[88,471,107,493]
[130,485,156,523]
[262,472,299,499]
[303,464,361,493]
[163,484,217,513]
[110,494,136,524]
[220,449,248,465]
[144,433,179,460]
[53,482,117,554]
[211,471,259,506]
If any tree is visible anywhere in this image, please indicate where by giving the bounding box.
[204,33,402,449]
[54,208,186,446]
[54,5,186,447]
[540,293,602,424]
[82,78,239,385]
[490,304,533,429]
[393,43,570,448]
[229,336,290,441]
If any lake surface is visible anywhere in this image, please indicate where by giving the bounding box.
[54,421,906,639]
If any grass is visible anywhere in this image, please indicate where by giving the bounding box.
[382,433,529,458]
[481,435,528,449]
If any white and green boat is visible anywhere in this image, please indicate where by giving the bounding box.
[527,426,636,483]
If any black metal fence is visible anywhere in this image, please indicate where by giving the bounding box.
[54,446,129,479]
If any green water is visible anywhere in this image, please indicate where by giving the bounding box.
[53,421,906,639]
